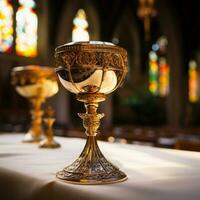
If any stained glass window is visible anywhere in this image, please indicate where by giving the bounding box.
[149,36,170,96]
[159,57,169,96]
[16,0,37,57]
[0,0,13,52]
[72,9,89,42]
[189,60,199,103]
[149,51,159,95]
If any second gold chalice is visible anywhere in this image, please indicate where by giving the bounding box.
[11,65,59,142]
[55,41,128,184]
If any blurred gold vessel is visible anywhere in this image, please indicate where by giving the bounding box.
[39,106,61,148]
[11,65,59,142]
[55,41,128,184]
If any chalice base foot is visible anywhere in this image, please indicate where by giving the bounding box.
[39,138,61,148]
[56,136,127,184]
[22,130,42,143]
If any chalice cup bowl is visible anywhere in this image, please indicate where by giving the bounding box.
[11,65,59,143]
[55,41,128,184]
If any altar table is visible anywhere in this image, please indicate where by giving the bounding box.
[0,133,200,200]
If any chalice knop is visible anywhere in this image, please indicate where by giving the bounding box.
[11,65,59,142]
[55,41,128,184]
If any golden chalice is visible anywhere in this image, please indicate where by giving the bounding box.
[11,65,59,143]
[55,41,128,184]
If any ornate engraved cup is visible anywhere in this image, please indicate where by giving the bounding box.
[11,65,59,142]
[55,41,128,184]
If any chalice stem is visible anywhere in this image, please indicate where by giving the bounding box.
[46,119,54,141]
[31,96,44,139]
[79,135,106,165]
[78,98,105,167]
[39,112,60,149]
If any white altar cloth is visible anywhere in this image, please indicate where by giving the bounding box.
[0,133,200,200]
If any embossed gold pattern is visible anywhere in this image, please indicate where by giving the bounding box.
[55,41,128,184]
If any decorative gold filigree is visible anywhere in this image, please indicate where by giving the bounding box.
[56,51,127,72]
[55,42,127,72]
[57,136,126,184]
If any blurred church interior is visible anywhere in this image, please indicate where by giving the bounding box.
[1,0,200,151]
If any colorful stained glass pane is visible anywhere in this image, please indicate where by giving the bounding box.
[72,9,89,42]
[189,60,198,103]
[149,51,159,95]
[149,36,170,97]
[159,57,169,96]
[0,0,13,52]
[16,0,37,57]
